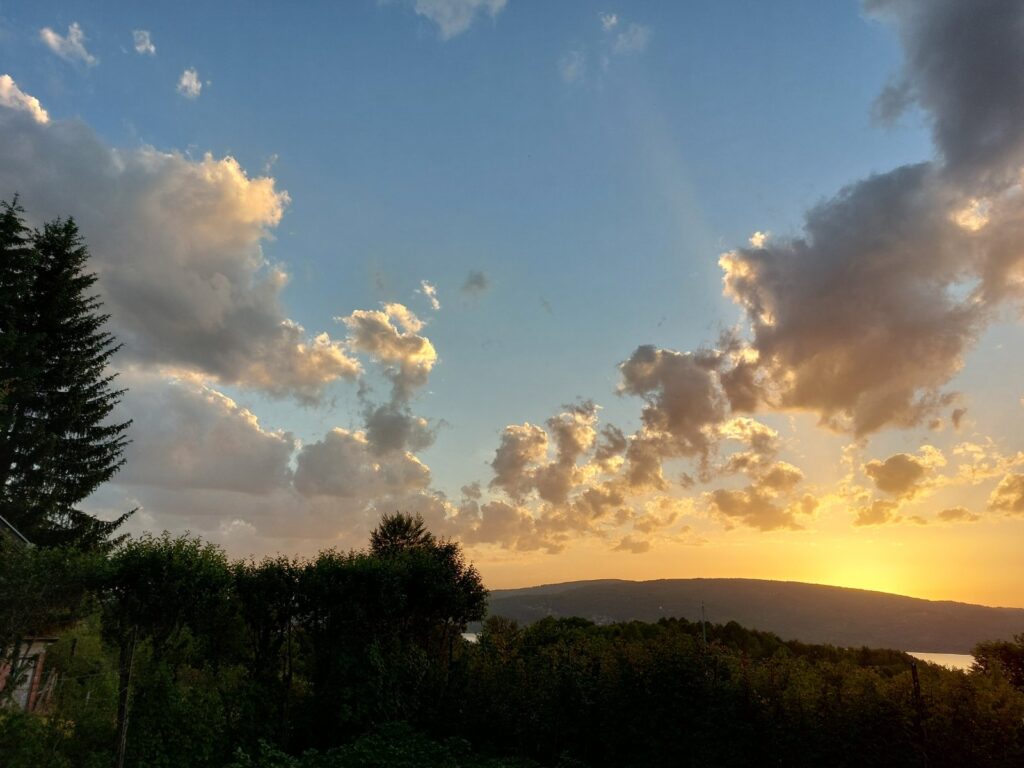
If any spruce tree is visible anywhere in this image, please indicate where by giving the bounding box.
[0,199,132,547]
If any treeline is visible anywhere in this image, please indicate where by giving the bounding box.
[4,517,1024,768]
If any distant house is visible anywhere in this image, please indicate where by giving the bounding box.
[0,514,59,712]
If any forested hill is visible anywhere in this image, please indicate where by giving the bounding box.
[485,579,1024,653]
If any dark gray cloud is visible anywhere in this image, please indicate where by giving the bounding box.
[867,0,1024,188]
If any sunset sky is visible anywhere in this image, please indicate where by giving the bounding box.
[3,0,1024,607]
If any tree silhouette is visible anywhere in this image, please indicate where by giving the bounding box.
[0,199,131,547]
[370,511,435,556]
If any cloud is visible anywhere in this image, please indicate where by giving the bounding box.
[341,303,436,403]
[40,22,97,66]
[489,422,549,501]
[988,473,1024,514]
[177,68,202,98]
[115,373,295,495]
[461,270,489,295]
[937,506,980,523]
[720,165,983,435]
[559,50,586,84]
[0,75,49,124]
[613,534,650,554]
[363,403,436,455]
[411,0,507,40]
[866,0,1024,188]
[0,110,361,402]
[854,499,901,526]
[708,486,814,531]
[293,428,430,498]
[132,30,155,55]
[864,453,927,498]
[618,345,726,462]
[418,279,441,310]
[713,1,1024,437]
[611,22,651,55]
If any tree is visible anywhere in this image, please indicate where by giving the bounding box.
[0,200,131,547]
[370,511,435,556]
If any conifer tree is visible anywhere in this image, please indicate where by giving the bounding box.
[0,199,131,547]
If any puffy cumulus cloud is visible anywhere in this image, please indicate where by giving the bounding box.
[988,473,1024,514]
[115,373,295,495]
[867,0,1024,188]
[177,68,202,99]
[534,402,600,505]
[619,345,727,461]
[461,270,489,296]
[0,75,49,124]
[363,403,436,455]
[489,423,549,501]
[937,506,980,523]
[40,22,97,66]
[599,13,618,32]
[708,486,815,531]
[854,499,901,526]
[0,111,361,402]
[410,0,507,40]
[863,447,946,498]
[293,428,430,499]
[715,1,1024,436]
[132,30,155,55]
[720,165,982,435]
[341,303,436,402]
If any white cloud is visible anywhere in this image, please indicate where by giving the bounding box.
[132,29,155,55]
[0,75,49,124]
[600,13,619,31]
[412,0,507,40]
[40,22,98,66]
[177,68,202,99]
[418,279,441,310]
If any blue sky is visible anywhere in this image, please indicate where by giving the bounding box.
[3,1,1024,605]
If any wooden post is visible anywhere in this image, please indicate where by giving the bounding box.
[115,627,138,768]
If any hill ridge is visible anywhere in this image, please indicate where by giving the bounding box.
[485,578,1024,653]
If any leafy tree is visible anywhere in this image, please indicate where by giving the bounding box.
[0,200,131,547]
[974,634,1024,691]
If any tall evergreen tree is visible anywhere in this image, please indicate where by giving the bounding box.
[0,199,131,547]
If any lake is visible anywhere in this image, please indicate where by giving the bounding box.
[908,652,974,671]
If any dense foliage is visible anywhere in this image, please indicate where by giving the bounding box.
[0,198,131,548]
[2,517,1024,767]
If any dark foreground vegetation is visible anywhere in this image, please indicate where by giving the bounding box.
[3,516,1024,768]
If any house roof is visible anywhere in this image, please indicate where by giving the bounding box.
[0,513,31,546]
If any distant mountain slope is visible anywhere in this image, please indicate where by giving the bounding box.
[485,579,1024,653]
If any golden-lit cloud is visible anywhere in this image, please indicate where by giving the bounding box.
[0,75,49,124]
[988,473,1024,514]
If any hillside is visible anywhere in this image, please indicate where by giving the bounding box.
[485,578,1024,653]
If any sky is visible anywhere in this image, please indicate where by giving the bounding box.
[2,0,1024,607]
